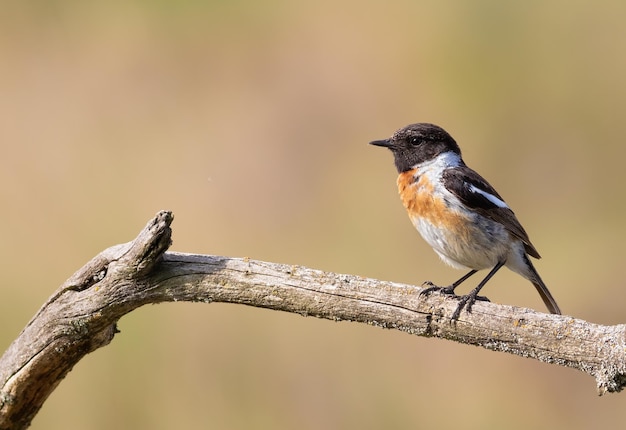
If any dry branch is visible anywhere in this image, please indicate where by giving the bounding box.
[1,210,625,429]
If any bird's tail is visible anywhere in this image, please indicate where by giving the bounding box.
[532,278,561,315]
[525,257,561,315]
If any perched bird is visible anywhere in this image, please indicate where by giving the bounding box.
[370,123,561,319]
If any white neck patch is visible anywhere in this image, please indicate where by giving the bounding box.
[414,151,463,171]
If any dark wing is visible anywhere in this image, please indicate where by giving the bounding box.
[442,166,541,259]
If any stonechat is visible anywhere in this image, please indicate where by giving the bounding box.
[370,123,561,319]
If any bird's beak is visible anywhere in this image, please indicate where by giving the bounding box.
[369,139,392,148]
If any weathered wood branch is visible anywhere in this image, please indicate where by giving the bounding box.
[1,210,625,429]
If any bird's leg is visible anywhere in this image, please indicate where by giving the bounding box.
[451,261,505,320]
[420,269,477,297]
[443,269,478,295]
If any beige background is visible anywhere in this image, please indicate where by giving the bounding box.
[2,1,626,428]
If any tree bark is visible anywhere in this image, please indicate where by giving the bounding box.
[1,210,625,429]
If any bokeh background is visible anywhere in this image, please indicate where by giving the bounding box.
[2,1,626,428]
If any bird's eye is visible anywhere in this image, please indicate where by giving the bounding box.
[408,136,420,146]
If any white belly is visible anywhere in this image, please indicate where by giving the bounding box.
[412,214,511,271]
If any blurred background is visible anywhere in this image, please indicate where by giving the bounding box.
[2,0,626,428]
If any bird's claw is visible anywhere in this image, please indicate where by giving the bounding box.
[419,282,457,297]
[450,293,491,320]
[419,282,491,321]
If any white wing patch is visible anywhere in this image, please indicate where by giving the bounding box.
[468,184,509,208]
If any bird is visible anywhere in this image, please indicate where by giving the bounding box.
[369,123,561,320]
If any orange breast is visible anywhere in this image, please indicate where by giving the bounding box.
[397,169,473,241]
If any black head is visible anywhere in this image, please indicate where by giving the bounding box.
[369,123,461,173]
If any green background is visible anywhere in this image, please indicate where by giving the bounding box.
[2,1,626,428]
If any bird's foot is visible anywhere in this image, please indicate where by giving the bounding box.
[450,292,490,321]
[420,281,490,320]
[419,282,457,297]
